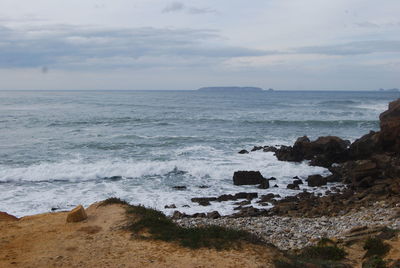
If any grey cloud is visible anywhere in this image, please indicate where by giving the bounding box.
[162,2,216,14]
[0,24,270,69]
[294,40,400,56]
[162,2,185,13]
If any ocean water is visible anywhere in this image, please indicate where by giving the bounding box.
[0,90,399,217]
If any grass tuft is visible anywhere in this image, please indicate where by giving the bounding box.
[124,204,263,250]
[100,197,130,206]
[274,238,348,268]
[363,237,390,258]
[362,256,387,268]
[299,245,347,261]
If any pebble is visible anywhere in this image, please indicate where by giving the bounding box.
[174,205,400,250]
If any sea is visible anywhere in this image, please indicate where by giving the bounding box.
[1,90,399,217]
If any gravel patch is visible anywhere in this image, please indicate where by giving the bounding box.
[174,202,400,250]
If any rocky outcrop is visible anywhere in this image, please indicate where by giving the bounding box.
[275,135,350,167]
[233,171,269,188]
[379,98,400,152]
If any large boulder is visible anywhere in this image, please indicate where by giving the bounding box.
[233,171,268,187]
[275,135,350,167]
[307,174,327,187]
[379,98,400,152]
[66,205,88,223]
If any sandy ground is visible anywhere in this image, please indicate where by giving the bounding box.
[0,203,281,268]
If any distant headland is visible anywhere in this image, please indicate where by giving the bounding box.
[379,88,399,92]
[197,86,265,92]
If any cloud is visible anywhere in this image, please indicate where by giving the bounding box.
[162,2,217,15]
[294,40,400,56]
[0,24,270,69]
[162,2,184,13]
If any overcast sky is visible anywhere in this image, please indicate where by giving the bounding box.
[0,0,399,90]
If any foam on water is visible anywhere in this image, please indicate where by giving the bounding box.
[1,90,398,217]
[0,149,330,217]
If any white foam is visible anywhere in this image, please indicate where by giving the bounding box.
[0,149,332,217]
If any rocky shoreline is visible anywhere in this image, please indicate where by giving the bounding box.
[170,98,400,220]
[175,202,400,250]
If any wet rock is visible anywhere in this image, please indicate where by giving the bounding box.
[66,205,87,223]
[172,186,187,190]
[307,175,327,187]
[238,149,249,154]
[233,171,267,186]
[234,192,258,200]
[234,200,251,206]
[206,211,221,219]
[287,184,300,190]
[172,211,186,219]
[191,197,216,206]
[263,146,278,153]
[275,135,350,167]
[293,179,303,185]
[258,193,276,203]
[258,180,270,189]
[251,146,263,152]
[164,204,177,209]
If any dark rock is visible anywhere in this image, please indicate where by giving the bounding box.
[164,204,177,209]
[307,174,327,187]
[191,197,216,206]
[238,149,249,154]
[273,184,279,187]
[258,180,270,189]
[191,213,206,218]
[379,98,400,152]
[293,179,303,185]
[198,201,211,206]
[198,185,210,189]
[234,200,251,206]
[251,146,263,152]
[217,194,235,202]
[287,183,300,190]
[234,192,258,200]
[258,193,275,203]
[172,186,187,190]
[206,211,221,219]
[275,135,350,167]
[172,211,186,219]
[233,171,267,185]
[263,146,278,153]
[349,131,381,160]
[104,176,123,181]
[268,177,277,181]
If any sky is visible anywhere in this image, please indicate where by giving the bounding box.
[0,0,399,90]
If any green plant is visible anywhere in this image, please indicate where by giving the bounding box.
[363,237,390,258]
[299,245,347,261]
[100,197,130,206]
[362,256,387,268]
[125,204,263,250]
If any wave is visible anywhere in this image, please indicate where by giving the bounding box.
[317,100,358,106]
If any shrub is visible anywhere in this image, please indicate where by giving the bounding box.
[125,204,263,250]
[363,237,390,258]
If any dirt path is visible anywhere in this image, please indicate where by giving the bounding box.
[0,204,281,268]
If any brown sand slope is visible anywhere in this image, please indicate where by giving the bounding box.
[0,204,281,268]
